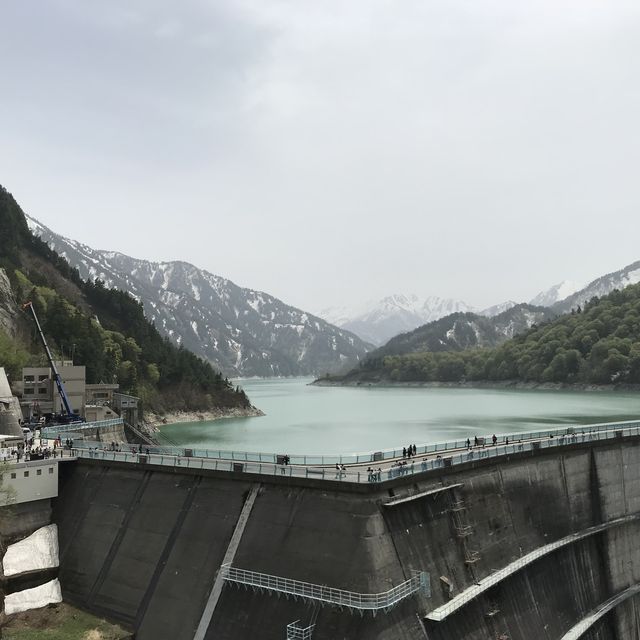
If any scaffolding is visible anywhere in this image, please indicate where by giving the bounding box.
[221,564,430,615]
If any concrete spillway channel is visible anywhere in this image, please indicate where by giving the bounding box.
[39,426,640,639]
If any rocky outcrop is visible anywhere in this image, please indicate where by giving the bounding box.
[0,269,17,338]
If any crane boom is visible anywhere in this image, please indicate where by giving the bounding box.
[22,301,77,419]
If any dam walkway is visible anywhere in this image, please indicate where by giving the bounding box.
[425,512,640,621]
[43,418,640,467]
[220,564,430,615]
[60,418,640,485]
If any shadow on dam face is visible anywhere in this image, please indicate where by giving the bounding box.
[47,436,640,640]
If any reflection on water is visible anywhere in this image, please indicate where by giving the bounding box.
[160,378,640,455]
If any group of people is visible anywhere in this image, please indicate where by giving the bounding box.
[366,466,382,482]
[391,459,415,476]
[1,443,58,462]
[465,434,502,450]
[402,444,418,458]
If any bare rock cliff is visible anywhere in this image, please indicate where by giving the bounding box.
[0,268,18,338]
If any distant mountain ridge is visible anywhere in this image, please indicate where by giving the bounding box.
[329,282,640,387]
[369,303,555,361]
[27,216,371,378]
[316,271,632,347]
[317,294,475,345]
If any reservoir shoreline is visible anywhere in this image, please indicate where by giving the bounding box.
[312,378,640,393]
[145,405,264,429]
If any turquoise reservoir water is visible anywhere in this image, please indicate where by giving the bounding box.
[160,378,640,455]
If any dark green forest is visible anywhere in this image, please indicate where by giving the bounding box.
[340,284,640,385]
[0,185,250,413]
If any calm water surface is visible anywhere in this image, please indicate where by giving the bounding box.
[160,378,640,455]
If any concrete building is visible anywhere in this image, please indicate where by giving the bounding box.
[85,383,119,407]
[20,362,85,420]
[85,383,121,422]
[1,459,59,506]
[113,392,140,426]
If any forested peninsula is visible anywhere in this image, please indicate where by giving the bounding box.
[320,283,640,388]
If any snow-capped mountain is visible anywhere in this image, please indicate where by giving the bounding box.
[554,261,640,313]
[26,216,371,377]
[529,281,582,308]
[317,294,475,346]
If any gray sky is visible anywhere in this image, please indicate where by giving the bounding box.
[2,0,640,312]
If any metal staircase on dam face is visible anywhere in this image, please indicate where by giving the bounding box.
[220,563,430,616]
[447,495,481,568]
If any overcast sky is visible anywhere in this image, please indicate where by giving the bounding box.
[2,0,640,313]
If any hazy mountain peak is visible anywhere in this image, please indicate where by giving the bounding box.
[478,300,518,317]
[316,293,474,346]
[529,280,582,307]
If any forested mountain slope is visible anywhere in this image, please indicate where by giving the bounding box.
[0,185,252,415]
[330,285,640,385]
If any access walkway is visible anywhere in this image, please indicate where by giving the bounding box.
[425,513,640,621]
[560,583,640,640]
[220,564,430,615]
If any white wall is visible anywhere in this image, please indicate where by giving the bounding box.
[1,460,59,506]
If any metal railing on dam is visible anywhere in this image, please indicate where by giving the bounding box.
[66,420,640,485]
[48,418,640,466]
[220,563,430,614]
[41,418,124,439]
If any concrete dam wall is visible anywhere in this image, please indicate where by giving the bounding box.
[51,436,640,640]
